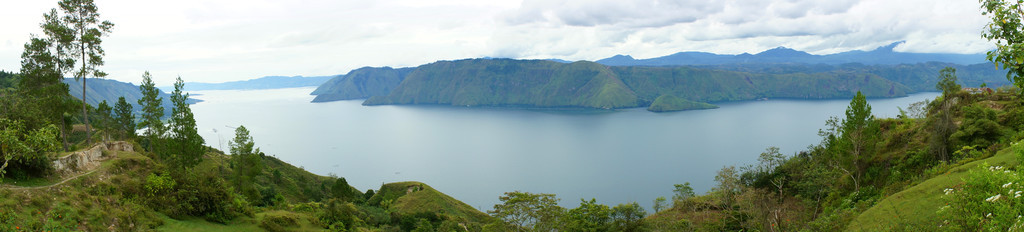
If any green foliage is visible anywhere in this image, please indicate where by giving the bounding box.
[318,198,360,230]
[42,0,116,146]
[646,95,717,112]
[167,76,204,170]
[488,191,564,231]
[564,198,613,232]
[230,125,263,202]
[610,202,647,232]
[0,119,59,179]
[259,213,299,232]
[940,162,1024,231]
[951,105,1005,149]
[311,67,412,102]
[652,196,667,214]
[113,96,134,139]
[365,60,641,109]
[981,0,1024,91]
[936,67,961,96]
[331,177,355,201]
[137,71,164,152]
[95,100,112,131]
[671,182,695,204]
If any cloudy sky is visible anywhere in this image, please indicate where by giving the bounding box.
[0,0,994,85]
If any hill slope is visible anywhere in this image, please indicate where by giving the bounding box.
[363,59,642,109]
[310,67,412,102]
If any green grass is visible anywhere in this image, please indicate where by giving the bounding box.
[157,214,262,232]
[846,145,1021,231]
[371,181,492,223]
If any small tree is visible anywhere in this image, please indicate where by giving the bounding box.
[611,202,647,232]
[112,96,134,139]
[652,196,667,213]
[672,182,695,203]
[936,67,960,96]
[230,125,263,202]
[489,191,564,232]
[564,198,613,232]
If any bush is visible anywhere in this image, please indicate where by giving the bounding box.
[940,162,1024,231]
[260,213,299,232]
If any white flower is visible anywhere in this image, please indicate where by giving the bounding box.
[988,213,994,218]
[944,188,955,195]
[1005,182,1014,188]
[987,194,1003,202]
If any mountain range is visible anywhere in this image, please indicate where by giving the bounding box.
[163,75,335,91]
[594,42,987,66]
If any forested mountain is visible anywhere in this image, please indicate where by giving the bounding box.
[175,75,334,91]
[310,67,413,102]
[596,42,988,66]
[63,78,198,117]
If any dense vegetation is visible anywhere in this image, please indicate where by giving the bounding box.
[311,67,413,102]
[646,95,718,112]
[347,59,915,111]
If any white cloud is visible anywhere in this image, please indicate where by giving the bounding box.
[0,0,998,84]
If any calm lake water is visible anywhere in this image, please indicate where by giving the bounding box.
[190,87,940,211]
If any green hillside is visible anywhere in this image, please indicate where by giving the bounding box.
[310,67,412,102]
[313,59,913,111]
[846,144,1020,231]
[364,59,642,109]
[647,94,719,112]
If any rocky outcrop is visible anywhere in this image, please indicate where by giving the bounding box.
[52,141,134,176]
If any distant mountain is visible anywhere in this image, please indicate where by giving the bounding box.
[596,42,988,66]
[310,67,413,102]
[340,59,911,111]
[64,78,199,118]
[174,75,334,91]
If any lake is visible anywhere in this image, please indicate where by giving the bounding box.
[190,87,939,211]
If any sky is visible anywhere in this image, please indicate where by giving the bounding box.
[0,0,995,86]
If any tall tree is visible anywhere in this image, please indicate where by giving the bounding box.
[835,91,876,191]
[19,37,74,151]
[41,0,114,145]
[489,191,565,232]
[168,76,204,170]
[112,96,134,139]
[137,71,164,153]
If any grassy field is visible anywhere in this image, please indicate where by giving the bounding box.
[846,144,1021,231]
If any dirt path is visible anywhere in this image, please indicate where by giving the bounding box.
[2,141,132,190]
[4,168,100,190]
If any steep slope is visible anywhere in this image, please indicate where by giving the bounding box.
[310,67,412,102]
[364,59,642,109]
[846,145,1020,231]
[612,66,910,103]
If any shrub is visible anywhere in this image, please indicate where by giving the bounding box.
[260,213,299,232]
